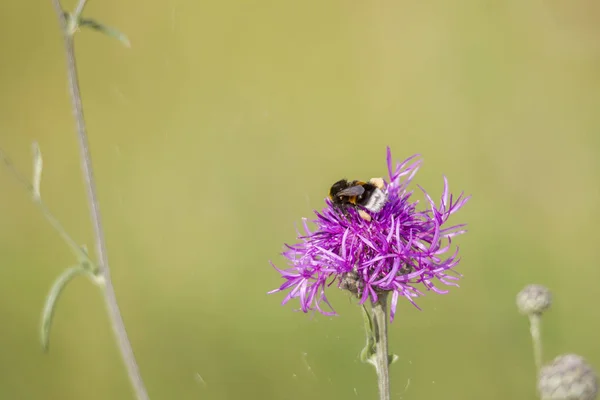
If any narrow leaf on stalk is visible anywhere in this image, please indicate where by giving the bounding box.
[40,266,89,352]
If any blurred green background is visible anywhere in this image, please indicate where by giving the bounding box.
[1,0,599,399]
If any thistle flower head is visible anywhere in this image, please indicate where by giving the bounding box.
[269,148,470,321]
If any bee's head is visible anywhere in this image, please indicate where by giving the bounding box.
[329,179,350,203]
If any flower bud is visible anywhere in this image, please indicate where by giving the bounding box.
[338,270,364,296]
[516,284,552,315]
[538,354,598,400]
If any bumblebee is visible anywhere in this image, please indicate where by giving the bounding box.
[329,178,387,221]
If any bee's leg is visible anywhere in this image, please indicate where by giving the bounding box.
[339,204,359,222]
[341,204,352,219]
[358,209,372,222]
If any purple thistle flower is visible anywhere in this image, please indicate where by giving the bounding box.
[268,148,470,321]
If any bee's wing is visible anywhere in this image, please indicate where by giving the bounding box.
[336,185,365,197]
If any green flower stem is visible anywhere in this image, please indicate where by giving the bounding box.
[372,292,391,400]
[49,0,150,399]
[72,0,88,21]
[529,313,543,373]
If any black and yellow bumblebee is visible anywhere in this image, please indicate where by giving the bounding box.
[329,178,387,221]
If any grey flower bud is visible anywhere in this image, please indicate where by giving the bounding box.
[516,284,552,315]
[338,270,364,297]
[538,354,598,400]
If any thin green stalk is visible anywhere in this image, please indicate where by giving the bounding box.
[49,0,150,399]
[72,0,88,20]
[372,292,391,400]
[529,313,543,373]
[0,148,92,265]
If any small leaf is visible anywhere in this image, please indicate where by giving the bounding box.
[79,18,130,47]
[31,142,43,200]
[362,304,375,338]
[360,344,377,364]
[388,353,399,365]
[40,267,89,352]
[360,304,377,364]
